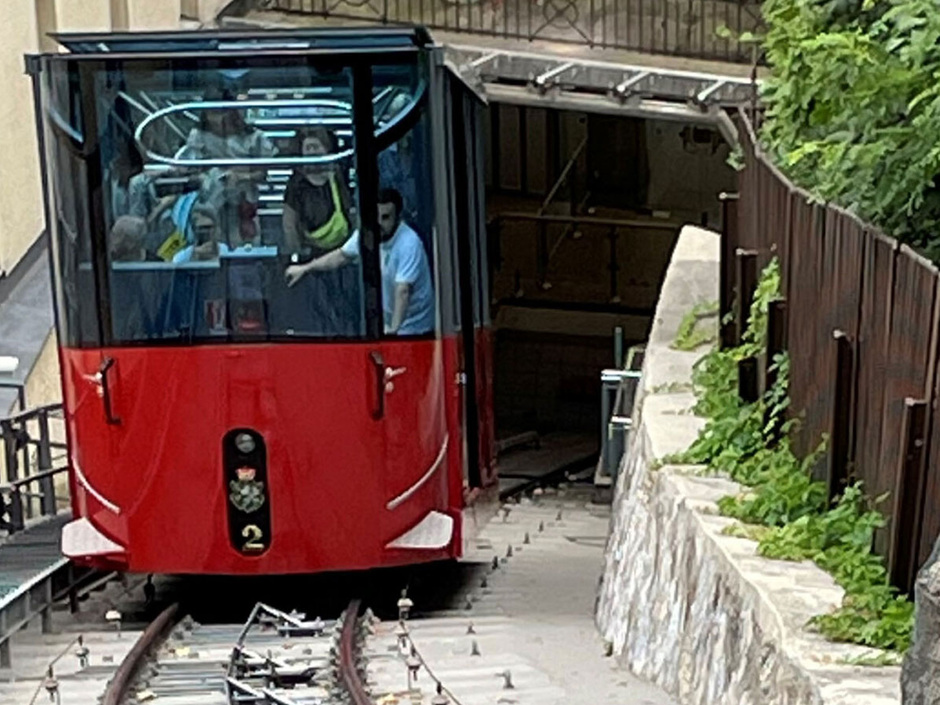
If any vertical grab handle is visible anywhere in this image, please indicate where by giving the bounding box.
[369,351,385,420]
[98,357,121,426]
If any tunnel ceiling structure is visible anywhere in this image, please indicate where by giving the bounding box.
[445,44,755,143]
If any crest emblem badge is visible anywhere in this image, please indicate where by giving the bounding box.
[229,466,265,514]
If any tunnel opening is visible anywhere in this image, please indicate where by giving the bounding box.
[483,105,735,482]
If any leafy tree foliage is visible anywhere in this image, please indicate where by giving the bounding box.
[759,0,940,259]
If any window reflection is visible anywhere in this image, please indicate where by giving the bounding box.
[373,69,436,335]
[93,65,366,341]
[282,127,356,256]
[43,59,437,346]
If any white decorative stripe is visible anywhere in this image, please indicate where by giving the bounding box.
[72,455,121,515]
[386,435,449,511]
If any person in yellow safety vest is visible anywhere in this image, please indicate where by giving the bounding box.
[282,127,356,255]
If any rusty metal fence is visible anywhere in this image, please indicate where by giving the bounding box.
[254,0,763,64]
[725,112,940,594]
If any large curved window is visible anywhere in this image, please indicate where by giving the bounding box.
[40,53,437,346]
[99,62,364,343]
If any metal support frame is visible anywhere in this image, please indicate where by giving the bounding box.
[718,192,739,349]
[0,381,26,413]
[0,404,67,535]
[827,330,855,501]
[0,560,102,668]
[734,249,758,345]
[225,602,334,702]
[737,357,759,404]
[890,398,929,595]
[614,71,650,101]
[595,345,645,488]
[449,44,754,143]
[534,61,575,93]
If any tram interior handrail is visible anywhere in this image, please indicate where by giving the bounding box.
[132,81,428,169]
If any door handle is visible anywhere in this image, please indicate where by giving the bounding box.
[98,357,121,426]
[369,351,385,420]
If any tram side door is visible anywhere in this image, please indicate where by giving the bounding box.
[376,336,450,516]
[371,70,452,538]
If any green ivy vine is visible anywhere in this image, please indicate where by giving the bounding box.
[759,0,940,261]
[668,257,914,654]
[672,300,720,351]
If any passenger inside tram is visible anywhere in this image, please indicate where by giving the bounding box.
[177,85,277,246]
[170,208,225,263]
[96,68,435,340]
[108,140,145,220]
[282,126,356,255]
[109,215,158,262]
[284,187,434,336]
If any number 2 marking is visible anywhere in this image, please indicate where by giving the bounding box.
[242,524,264,552]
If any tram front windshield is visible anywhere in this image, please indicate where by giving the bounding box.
[41,57,436,346]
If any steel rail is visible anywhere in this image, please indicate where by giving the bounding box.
[339,599,373,705]
[101,602,179,705]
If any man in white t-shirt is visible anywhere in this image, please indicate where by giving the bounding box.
[284,188,434,335]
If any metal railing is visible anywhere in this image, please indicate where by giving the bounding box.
[0,380,26,414]
[256,0,763,65]
[488,211,678,305]
[595,343,643,486]
[0,562,105,669]
[0,403,68,535]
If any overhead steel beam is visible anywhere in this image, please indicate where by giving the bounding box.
[447,44,755,143]
[480,83,738,143]
[613,71,650,100]
[534,61,575,93]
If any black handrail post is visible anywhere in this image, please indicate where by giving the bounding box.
[1,420,17,485]
[536,219,548,290]
[718,192,739,349]
[827,330,854,503]
[19,420,33,520]
[764,299,788,440]
[608,225,620,302]
[67,563,79,614]
[735,248,758,345]
[738,357,759,404]
[889,398,928,595]
[38,409,56,517]
[9,485,24,533]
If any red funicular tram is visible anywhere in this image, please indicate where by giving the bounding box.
[27,27,497,574]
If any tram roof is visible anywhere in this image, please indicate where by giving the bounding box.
[49,26,435,56]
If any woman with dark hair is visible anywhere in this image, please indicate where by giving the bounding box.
[281,126,355,254]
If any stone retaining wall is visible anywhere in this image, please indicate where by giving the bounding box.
[595,225,901,705]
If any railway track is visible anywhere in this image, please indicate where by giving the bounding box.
[101,599,376,705]
[4,481,650,705]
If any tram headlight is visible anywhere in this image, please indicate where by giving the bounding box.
[235,433,256,454]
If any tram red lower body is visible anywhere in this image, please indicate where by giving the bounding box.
[57,336,497,575]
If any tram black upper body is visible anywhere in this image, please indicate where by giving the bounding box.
[48,26,435,56]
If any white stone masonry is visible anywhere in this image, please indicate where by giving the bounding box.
[596,225,902,705]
